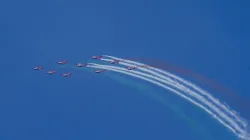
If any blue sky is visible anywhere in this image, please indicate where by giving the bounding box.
[1,0,250,139]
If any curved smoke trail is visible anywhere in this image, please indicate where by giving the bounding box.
[100,58,244,127]
[96,59,246,133]
[86,64,243,138]
[86,57,249,140]
[88,63,245,136]
[102,55,247,128]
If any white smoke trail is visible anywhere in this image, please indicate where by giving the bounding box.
[86,64,248,139]
[88,63,246,136]
[99,58,247,131]
[102,55,247,128]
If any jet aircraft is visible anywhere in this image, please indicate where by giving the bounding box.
[109,59,120,64]
[47,70,56,75]
[92,56,102,59]
[33,66,43,70]
[61,72,72,77]
[127,66,137,70]
[57,60,67,65]
[76,63,87,67]
[95,69,105,73]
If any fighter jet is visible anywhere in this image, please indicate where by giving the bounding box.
[61,72,72,77]
[57,60,67,65]
[109,59,120,64]
[76,63,87,67]
[127,66,137,70]
[92,56,102,59]
[47,70,56,75]
[94,69,105,73]
[33,66,43,70]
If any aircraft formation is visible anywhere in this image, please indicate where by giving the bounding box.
[33,55,250,139]
[33,55,140,77]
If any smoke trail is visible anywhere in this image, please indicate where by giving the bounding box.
[86,64,241,138]
[102,55,247,128]
[88,63,246,136]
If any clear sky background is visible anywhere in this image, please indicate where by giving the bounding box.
[1,0,250,140]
